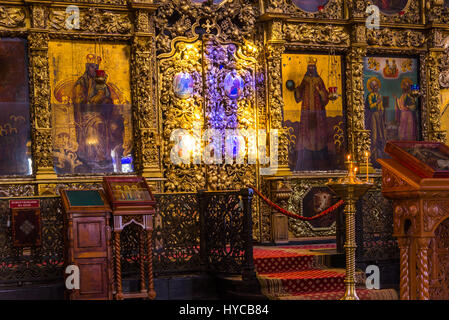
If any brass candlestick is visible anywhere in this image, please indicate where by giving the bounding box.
[327,158,373,300]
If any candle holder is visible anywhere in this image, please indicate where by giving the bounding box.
[327,158,373,300]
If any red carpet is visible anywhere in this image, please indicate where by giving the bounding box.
[254,244,398,300]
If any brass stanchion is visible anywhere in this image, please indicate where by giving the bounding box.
[327,156,372,300]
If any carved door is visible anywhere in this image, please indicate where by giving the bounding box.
[158,35,258,193]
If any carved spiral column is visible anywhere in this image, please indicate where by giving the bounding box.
[397,237,411,300]
[145,229,156,299]
[131,7,162,179]
[345,46,370,164]
[114,231,123,300]
[28,6,57,181]
[416,237,431,300]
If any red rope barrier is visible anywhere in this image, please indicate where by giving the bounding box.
[250,187,344,221]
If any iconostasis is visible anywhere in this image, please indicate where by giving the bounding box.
[0,0,448,242]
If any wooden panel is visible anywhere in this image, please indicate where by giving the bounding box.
[78,258,108,300]
[74,218,106,255]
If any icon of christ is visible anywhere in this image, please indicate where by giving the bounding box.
[53,54,128,174]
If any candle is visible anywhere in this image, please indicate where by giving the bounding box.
[365,151,369,182]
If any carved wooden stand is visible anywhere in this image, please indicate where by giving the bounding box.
[379,141,449,300]
[103,176,157,300]
[112,214,155,300]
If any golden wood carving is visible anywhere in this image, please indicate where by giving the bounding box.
[0,6,25,28]
[283,23,350,46]
[49,8,132,34]
[366,28,426,48]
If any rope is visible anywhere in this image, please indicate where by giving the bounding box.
[250,187,344,221]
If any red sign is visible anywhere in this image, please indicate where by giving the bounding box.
[9,200,40,209]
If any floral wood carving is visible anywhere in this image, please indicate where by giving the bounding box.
[366,28,426,48]
[265,0,344,20]
[423,200,449,232]
[382,168,409,189]
[0,6,25,28]
[49,8,132,34]
[283,24,350,46]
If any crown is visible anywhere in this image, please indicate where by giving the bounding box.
[308,57,317,65]
[86,54,102,64]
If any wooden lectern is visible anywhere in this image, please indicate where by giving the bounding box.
[61,189,113,300]
[379,141,449,300]
[103,176,157,300]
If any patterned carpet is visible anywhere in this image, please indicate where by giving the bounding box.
[254,244,398,300]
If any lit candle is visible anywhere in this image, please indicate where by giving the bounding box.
[365,151,369,182]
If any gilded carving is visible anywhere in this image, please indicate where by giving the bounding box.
[353,0,421,24]
[366,28,426,48]
[266,0,344,20]
[283,23,350,46]
[427,51,446,142]
[49,8,132,34]
[0,6,26,29]
[345,46,369,163]
[0,184,34,197]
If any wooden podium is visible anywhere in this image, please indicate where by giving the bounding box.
[61,189,113,300]
[103,176,157,300]
[379,141,449,300]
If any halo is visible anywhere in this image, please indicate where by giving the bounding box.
[367,77,381,92]
[401,77,413,88]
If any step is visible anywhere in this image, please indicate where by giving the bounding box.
[277,289,399,300]
[258,269,346,295]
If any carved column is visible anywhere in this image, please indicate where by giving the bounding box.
[28,4,57,181]
[397,237,411,300]
[345,45,370,165]
[131,5,162,179]
[269,179,292,244]
[265,19,291,177]
[426,49,447,143]
[416,237,431,300]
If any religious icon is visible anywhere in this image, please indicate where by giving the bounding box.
[372,0,410,15]
[223,70,244,100]
[173,72,194,99]
[291,0,329,13]
[302,187,338,230]
[395,78,417,141]
[383,59,399,78]
[364,56,419,168]
[0,38,31,176]
[282,54,346,172]
[365,76,387,163]
[49,42,133,174]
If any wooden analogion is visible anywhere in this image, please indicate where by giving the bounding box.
[103,176,157,300]
[379,141,449,300]
[61,189,113,300]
